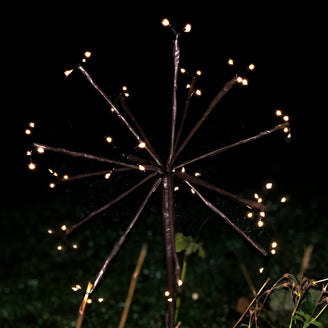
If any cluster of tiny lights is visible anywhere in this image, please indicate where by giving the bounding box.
[27,19,292,327]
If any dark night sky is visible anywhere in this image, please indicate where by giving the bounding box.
[2,3,327,205]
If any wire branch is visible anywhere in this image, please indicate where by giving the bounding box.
[168,36,181,167]
[172,76,237,163]
[180,179,267,256]
[78,65,161,166]
[175,172,265,211]
[119,95,162,166]
[90,178,161,294]
[66,172,158,235]
[175,122,289,169]
[33,143,138,171]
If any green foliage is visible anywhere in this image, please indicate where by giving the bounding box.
[175,232,206,258]
[293,310,323,327]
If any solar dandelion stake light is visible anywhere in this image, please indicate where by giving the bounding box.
[27,18,290,328]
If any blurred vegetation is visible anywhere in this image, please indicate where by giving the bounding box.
[1,170,327,327]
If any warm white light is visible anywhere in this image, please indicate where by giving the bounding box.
[57,245,63,251]
[271,241,278,248]
[260,211,266,218]
[247,212,253,218]
[29,122,35,128]
[195,89,202,96]
[87,299,92,304]
[105,172,111,179]
[98,297,104,303]
[181,167,185,173]
[174,186,180,191]
[25,129,31,135]
[265,182,273,190]
[161,18,170,27]
[47,229,53,234]
[283,115,289,122]
[105,136,112,143]
[63,175,69,180]
[64,69,74,77]
[194,172,201,177]
[122,85,128,91]
[271,249,276,255]
[237,76,243,83]
[180,68,186,74]
[37,147,45,154]
[138,165,146,171]
[164,290,170,297]
[228,58,234,65]
[61,225,67,231]
[280,196,287,203]
[26,151,32,156]
[192,292,199,301]
[84,51,91,58]
[177,279,183,286]
[124,92,130,97]
[111,107,115,112]
[257,220,264,228]
[191,188,196,194]
[257,197,263,203]
[138,141,146,149]
[275,109,282,116]
[167,297,173,302]
[248,63,255,70]
[186,83,191,88]
[28,163,36,170]
[242,78,248,86]
[259,267,264,274]
[184,23,192,33]
[283,127,289,133]
[72,244,78,249]
[196,70,202,76]
[49,183,56,189]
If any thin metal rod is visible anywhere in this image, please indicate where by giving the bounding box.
[119,95,162,166]
[162,174,177,328]
[59,168,132,182]
[78,65,162,166]
[33,143,138,170]
[90,178,161,294]
[66,172,158,235]
[181,180,267,256]
[167,36,180,167]
[172,76,237,163]
[174,77,196,151]
[174,122,289,170]
[175,172,265,211]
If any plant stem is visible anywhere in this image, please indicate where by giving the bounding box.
[118,244,148,328]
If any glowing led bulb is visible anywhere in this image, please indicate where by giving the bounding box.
[194,172,201,177]
[181,167,186,173]
[265,182,273,189]
[254,193,259,199]
[186,83,191,88]
[122,85,128,91]
[283,127,289,133]
[242,79,248,86]
[257,197,263,203]
[271,241,278,248]
[177,279,183,286]
[196,70,202,76]
[190,188,196,194]
[248,63,255,70]
[26,151,32,156]
[105,136,112,143]
[280,196,287,203]
[283,115,289,122]
[87,299,92,304]
[259,267,264,274]
[247,212,253,218]
[180,68,186,73]
[25,129,31,135]
[72,244,78,249]
[138,141,146,148]
[184,23,192,33]
[84,51,92,58]
[164,290,170,297]
[195,89,202,96]
[271,249,276,255]
[257,220,264,228]
[275,109,282,116]
[237,76,243,83]
[161,18,170,27]
[49,183,56,189]
[260,211,266,218]
[29,122,35,128]
[124,92,130,97]
[228,58,234,65]
[64,69,74,77]
[105,172,111,179]
[63,175,69,180]
[98,297,104,303]
[57,245,63,251]
[174,186,179,191]
[167,297,173,302]
[138,165,146,171]
[37,147,45,154]
[28,163,36,170]
[61,225,67,231]
[47,229,53,234]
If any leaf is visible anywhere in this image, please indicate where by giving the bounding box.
[175,232,193,253]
